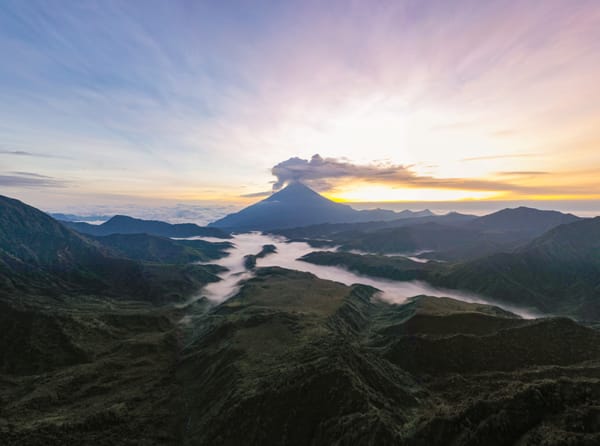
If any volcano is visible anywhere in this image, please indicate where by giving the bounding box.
[210,182,432,230]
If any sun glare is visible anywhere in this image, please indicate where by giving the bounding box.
[326,185,500,202]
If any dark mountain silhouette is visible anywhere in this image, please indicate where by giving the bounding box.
[62,215,230,238]
[210,182,433,230]
[435,217,600,320]
[49,212,111,222]
[466,206,580,236]
[0,195,220,303]
[0,195,103,270]
[92,233,232,264]
[273,206,581,261]
[269,211,476,240]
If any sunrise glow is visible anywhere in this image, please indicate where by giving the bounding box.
[0,1,598,213]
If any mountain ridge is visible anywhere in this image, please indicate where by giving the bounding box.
[466,206,580,235]
[0,194,221,303]
[62,214,230,239]
[434,217,600,319]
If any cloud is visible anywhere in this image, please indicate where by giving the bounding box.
[497,171,549,176]
[0,172,66,188]
[271,154,523,193]
[491,129,519,137]
[0,149,68,159]
[272,154,404,190]
[240,190,272,198]
[45,202,239,226]
[461,153,540,162]
[9,171,54,178]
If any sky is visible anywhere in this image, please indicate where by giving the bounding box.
[1,0,600,217]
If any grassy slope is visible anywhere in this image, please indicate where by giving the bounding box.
[300,250,433,280]
[177,268,421,445]
[433,217,600,320]
[3,265,600,445]
[92,233,232,264]
[0,297,182,445]
[0,195,224,305]
[177,267,600,445]
[0,195,226,444]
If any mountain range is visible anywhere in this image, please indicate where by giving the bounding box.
[337,207,580,260]
[435,216,600,320]
[273,202,580,260]
[0,195,222,303]
[291,204,599,320]
[62,214,230,238]
[3,191,600,444]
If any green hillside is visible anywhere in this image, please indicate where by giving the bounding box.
[0,195,221,304]
[434,217,600,320]
[177,268,600,445]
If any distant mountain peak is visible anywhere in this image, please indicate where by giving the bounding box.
[107,214,136,223]
[61,214,230,238]
[466,206,580,234]
[265,182,329,203]
[210,183,438,230]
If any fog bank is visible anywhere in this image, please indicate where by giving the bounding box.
[191,232,538,318]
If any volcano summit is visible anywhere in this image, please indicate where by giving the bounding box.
[210,182,432,231]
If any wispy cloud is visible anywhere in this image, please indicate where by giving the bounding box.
[0,149,69,159]
[240,190,272,198]
[490,129,519,137]
[462,153,540,162]
[0,171,66,188]
[9,171,55,178]
[497,171,549,176]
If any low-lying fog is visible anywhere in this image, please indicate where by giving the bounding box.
[347,249,434,263]
[190,232,538,319]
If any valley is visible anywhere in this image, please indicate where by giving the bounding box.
[191,231,538,318]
